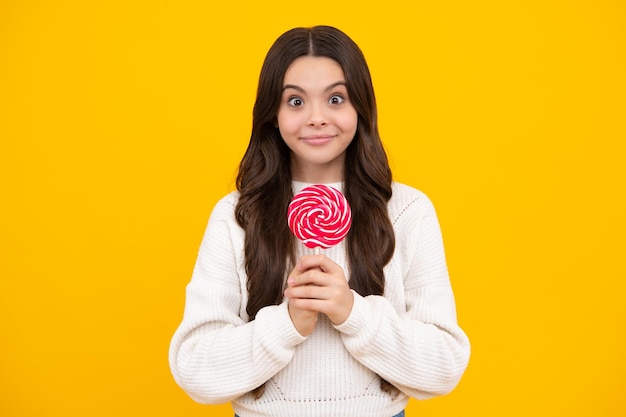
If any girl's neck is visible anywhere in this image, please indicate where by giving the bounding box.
[290,159,345,184]
[290,168,344,184]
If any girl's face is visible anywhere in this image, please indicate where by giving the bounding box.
[277,56,358,183]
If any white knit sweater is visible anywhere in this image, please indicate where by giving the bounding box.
[169,181,470,417]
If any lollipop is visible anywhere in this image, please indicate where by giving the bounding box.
[288,184,352,252]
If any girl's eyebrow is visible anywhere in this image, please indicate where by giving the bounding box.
[282,81,347,93]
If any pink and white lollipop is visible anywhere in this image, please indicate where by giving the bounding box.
[288,184,352,252]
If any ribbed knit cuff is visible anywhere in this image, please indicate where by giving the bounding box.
[256,301,308,350]
[332,290,373,337]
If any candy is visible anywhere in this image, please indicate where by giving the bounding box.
[288,184,352,250]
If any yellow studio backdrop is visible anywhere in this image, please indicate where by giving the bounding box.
[1,1,624,416]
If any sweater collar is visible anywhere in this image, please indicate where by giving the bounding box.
[292,180,344,194]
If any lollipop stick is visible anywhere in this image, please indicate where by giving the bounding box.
[315,247,320,255]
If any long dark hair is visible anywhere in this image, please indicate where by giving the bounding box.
[235,26,396,396]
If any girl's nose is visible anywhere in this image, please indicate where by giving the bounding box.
[307,103,328,127]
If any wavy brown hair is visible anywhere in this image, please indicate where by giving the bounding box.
[235,26,396,397]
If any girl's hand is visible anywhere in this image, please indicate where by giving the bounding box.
[286,303,318,337]
[285,254,354,327]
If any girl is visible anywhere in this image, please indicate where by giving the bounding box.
[169,26,470,417]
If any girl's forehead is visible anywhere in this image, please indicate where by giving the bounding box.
[283,56,346,87]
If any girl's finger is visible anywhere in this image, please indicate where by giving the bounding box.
[297,254,341,274]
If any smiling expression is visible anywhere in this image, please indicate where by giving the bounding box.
[277,56,358,183]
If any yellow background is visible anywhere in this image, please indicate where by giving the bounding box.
[1,1,625,415]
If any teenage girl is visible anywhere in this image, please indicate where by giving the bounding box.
[169,25,470,417]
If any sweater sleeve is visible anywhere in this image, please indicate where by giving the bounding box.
[168,196,307,404]
[333,192,470,399]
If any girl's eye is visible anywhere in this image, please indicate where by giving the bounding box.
[329,95,345,105]
[287,97,304,107]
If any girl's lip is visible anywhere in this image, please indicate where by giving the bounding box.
[301,134,335,139]
[300,134,336,144]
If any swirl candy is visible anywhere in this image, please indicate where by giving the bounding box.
[288,184,352,250]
